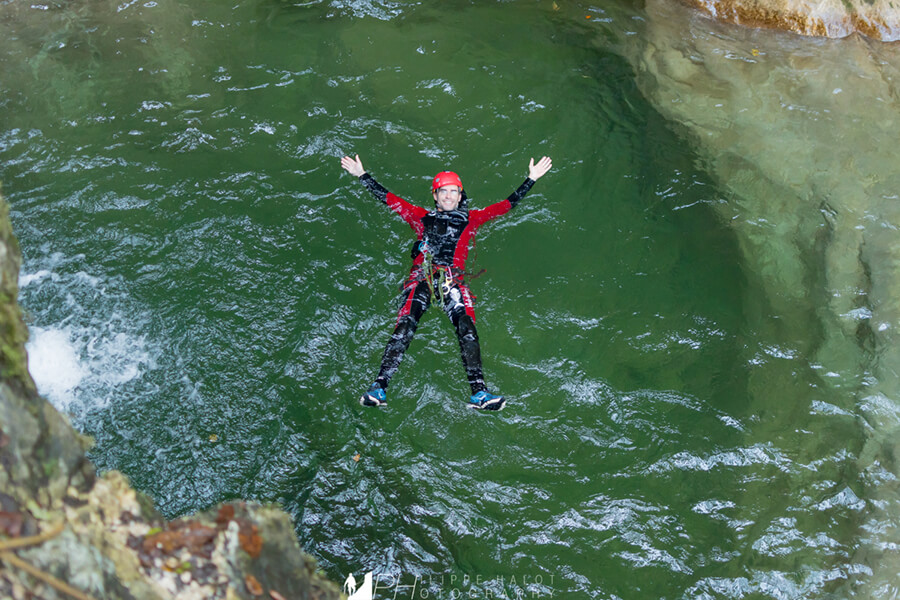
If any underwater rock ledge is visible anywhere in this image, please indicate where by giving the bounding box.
[0,190,343,600]
[679,0,900,40]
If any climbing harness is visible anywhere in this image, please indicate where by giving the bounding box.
[420,247,456,305]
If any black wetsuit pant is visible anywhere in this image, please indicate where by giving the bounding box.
[374,279,487,395]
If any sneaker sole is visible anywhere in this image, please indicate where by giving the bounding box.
[470,397,506,411]
[359,394,386,407]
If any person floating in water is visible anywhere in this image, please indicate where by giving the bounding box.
[340,154,553,411]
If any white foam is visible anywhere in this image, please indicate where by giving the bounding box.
[73,271,102,289]
[86,328,152,386]
[19,259,157,418]
[19,270,54,288]
[26,327,86,411]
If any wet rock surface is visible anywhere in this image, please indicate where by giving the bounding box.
[681,0,900,40]
[0,191,342,600]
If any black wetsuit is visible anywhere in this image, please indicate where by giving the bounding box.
[359,172,535,394]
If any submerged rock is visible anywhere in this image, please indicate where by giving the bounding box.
[0,192,342,600]
[681,0,900,40]
[619,1,900,593]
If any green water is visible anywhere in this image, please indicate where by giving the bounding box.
[0,0,882,598]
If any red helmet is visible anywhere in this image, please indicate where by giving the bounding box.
[432,171,463,192]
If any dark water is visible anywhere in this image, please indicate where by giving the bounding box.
[0,1,878,598]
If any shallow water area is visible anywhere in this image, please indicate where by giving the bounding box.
[0,0,895,598]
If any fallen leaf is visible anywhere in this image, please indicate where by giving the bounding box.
[245,574,264,596]
[209,434,218,442]
[552,1,559,10]
[270,591,287,600]
[238,521,263,558]
[216,504,235,527]
[352,453,360,462]
[751,48,760,56]
[25,500,55,522]
[0,511,23,537]
[142,523,218,558]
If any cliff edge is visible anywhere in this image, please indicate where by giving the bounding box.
[0,190,344,600]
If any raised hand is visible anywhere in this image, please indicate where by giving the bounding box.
[340,154,366,177]
[528,156,553,180]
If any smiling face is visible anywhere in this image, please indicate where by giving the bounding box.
[433,185,462,212]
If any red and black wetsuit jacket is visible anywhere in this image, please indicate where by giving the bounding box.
[359,172,536,285]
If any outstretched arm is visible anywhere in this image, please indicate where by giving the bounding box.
[341,154,392,203]
[339,156,427,229]
[528,156,553,180]
[504,155,553,208]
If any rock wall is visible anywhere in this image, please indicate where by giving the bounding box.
[680,0,900,40]
[619,1,900,594]
[0,189,343,600]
